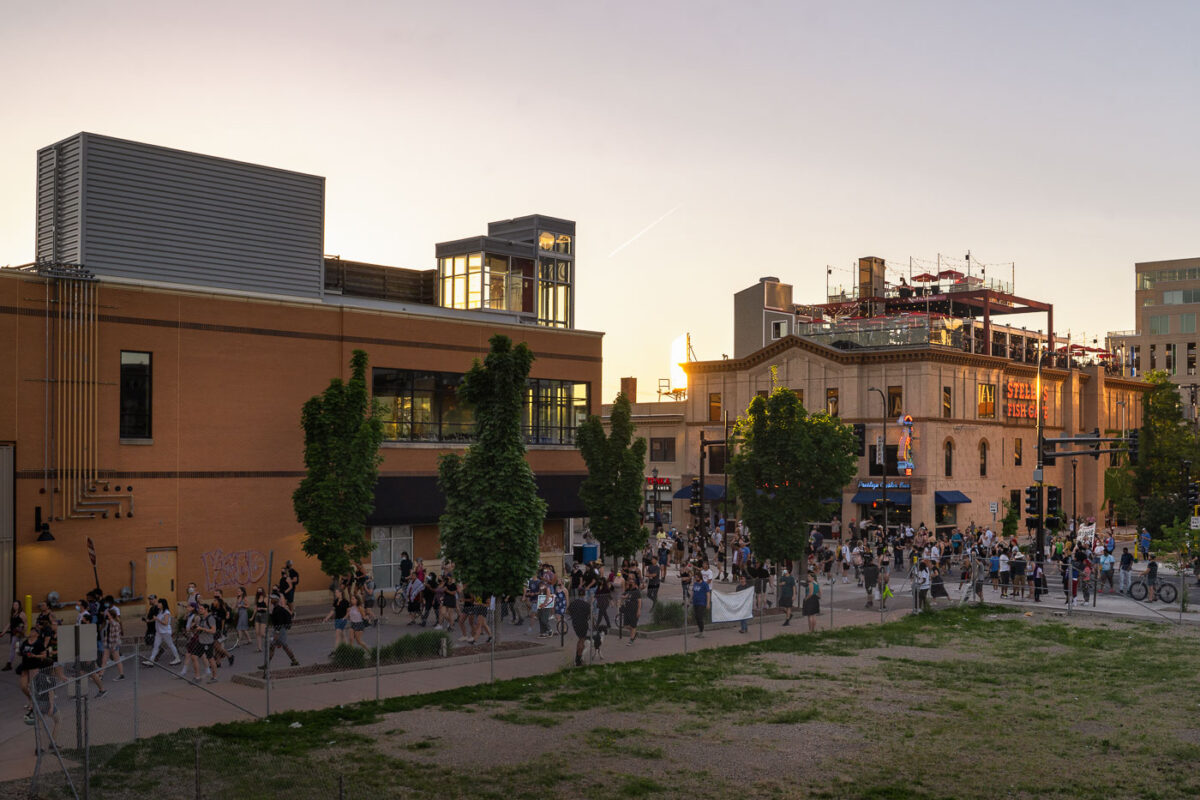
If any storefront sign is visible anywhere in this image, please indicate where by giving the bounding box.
[1005,381,1048,421]
[645,476,672,489]
[857,480,911,490]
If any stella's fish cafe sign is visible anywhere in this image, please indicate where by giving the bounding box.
[1005,381,1048,421]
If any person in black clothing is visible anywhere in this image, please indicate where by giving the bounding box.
[567,597,593,666]
[645,562,661,606]
[263,594,299,670]
[420,574,438,626]
[862,557,880,608]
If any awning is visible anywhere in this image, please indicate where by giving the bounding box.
[671,484,726,501]
[367,473,589,525]
[850,489,912,506]
[935,490,972,505]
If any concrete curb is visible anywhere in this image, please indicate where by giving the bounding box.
[229,641,558,689]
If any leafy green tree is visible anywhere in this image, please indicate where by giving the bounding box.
[577,392,648,565]
[1000,499,1020,541]
[1104,464,1139,530]
[438,335,546,612]
[293,349,384,580]
[1154,518,1199,612]
[728,387,857,579]
[1133,371,1199,537]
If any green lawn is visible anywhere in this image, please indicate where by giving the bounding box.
[24,607,1200,799]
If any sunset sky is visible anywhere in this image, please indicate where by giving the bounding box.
[3,1,1198,401]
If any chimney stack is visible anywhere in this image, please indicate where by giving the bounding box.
[620,377,638,403]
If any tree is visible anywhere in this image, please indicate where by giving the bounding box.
[293,349,384,580]
[1133,371,1200,537]
[438,335,546,612]
[1000,499,1020,542]
[1154,518,1199,612]
[728,387,857,579]
[577,393,648,565]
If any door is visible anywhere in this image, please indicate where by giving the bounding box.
[0,445,12,610]
[146,548,177,601]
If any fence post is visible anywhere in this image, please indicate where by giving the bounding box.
[681,583,689,654]
[489,600,496,684]
[82,691,90,800]
[374,611,381,703]
[133,640,140,741]
[194,735,201,800]
[264,551,274,719]
[339,773,345,800]
[828,575,834,630]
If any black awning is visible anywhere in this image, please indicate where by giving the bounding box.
[367,473,588,525]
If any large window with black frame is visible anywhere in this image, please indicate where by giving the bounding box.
[120,351,152,439]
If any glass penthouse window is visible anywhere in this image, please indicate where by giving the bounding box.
[439,252,537,314]
[374,368,588,446]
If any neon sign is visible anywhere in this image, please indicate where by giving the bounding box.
[1005,381,1048,421]
[897,414,914,476]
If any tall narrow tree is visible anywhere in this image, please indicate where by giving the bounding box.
[293,349,384,580]
[729,387,856,578]
[438,335,546,611]
[577,392,648,564]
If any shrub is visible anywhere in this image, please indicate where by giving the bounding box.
[652,601,684,628]
[330,644,366,670]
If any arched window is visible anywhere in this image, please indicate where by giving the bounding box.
[944,440,953,477]
[979,440,988,477]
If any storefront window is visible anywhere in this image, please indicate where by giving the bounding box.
[977,384,996,419]
[370,526,413,590]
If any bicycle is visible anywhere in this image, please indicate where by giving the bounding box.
[1128,577,1178,603]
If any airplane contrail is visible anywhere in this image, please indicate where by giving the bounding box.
[608,204,682,258]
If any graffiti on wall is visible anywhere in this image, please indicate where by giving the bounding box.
[200,549,268,593]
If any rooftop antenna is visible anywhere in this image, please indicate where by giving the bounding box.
[686,333,697,362]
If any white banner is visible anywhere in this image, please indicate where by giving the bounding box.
[711,588,754,622]
[1077,522,1096,547]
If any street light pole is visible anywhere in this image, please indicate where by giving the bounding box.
[651,467,660,533]
[1071,458,1078,534]
[868,387,888,538]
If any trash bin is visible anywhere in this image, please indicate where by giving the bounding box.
[582,543,599,564]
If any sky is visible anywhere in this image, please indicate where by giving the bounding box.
[2,1,1198,402]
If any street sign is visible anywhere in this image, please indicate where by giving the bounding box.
[1190,516,1200,530]
[86,537,96,566]
[875,435,884,465]
[989,502,999,515]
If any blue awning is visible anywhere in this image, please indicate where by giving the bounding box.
[850,489,912,506]
[671,483,726,500]
[935,490,971,505]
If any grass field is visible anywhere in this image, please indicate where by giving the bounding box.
[23,606,1200,799]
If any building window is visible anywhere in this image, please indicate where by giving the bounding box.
[1014,437,1023,467]
[1168,343,1178,375]
[979,440,988,477]
[1189,343,1196,376]
[944,441,953,477]
[826,388,839,417]
[887,386,903,417]
[537,257,573,328]
[373,368,587,445]
[525,379,591,444]
[869,444,898,476]
[1132,345,1140,373]
[770,320,788,339]
[942,386,952,418]
[1182,314,1197,334]
[649,437,676,462]
[1149,344,1156,369]
[708,444,727,475]
[709,393,722,422]
[796,389,804,407]
[119,351,152,439]
[370,526,414,590]
[1149,315,1169,335]
[977,383,996,419]
[755,390,769,400]
[438,252,534,315]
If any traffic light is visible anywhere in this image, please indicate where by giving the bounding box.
[852,423,866,457]
[1188,482,1199,507]
[689,478,701,517]
[1042,441,1056,466]
[1024,485,1040,516]
[1128,428,1139,465]
[1046,485,1061,517]
[1089,427,1101,460]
